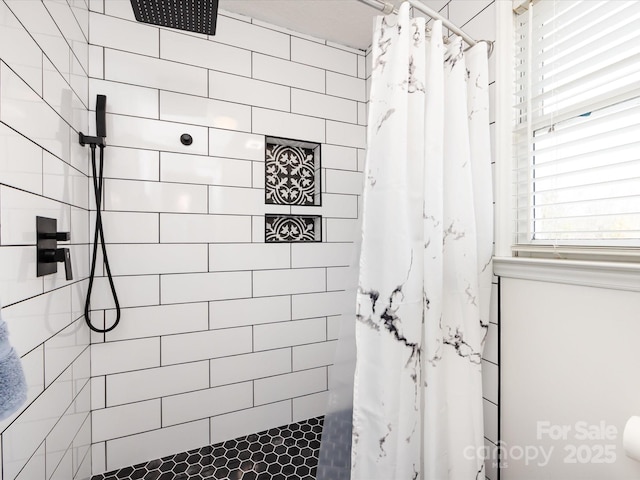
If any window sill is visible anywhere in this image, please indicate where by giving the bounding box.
[493,256,640,292]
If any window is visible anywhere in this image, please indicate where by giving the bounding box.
[513,0,640,254]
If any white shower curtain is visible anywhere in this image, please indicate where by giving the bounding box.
[351,3,493,479]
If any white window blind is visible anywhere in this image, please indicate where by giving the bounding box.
[513,0,640,251]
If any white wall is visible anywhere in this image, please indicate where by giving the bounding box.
[87,0,366,474]
[501,276,640,479]
[0,1,92,479]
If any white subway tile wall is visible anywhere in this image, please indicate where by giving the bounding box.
[85,6,367,476]
[0,1,499,478]
[0,2,91,480]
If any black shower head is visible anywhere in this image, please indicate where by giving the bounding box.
[129,0,219,35]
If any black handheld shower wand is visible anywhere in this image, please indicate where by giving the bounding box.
[79,95,121,333]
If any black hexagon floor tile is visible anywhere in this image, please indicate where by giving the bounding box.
[91,417,324,480]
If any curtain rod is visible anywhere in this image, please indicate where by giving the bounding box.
[357,0,478,48]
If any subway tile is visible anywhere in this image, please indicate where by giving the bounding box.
[160,91,251,132]
[91,376,105,411]
[252,108,325,144]
[103,178,208,213]
[482,359,499,406]
[0,2,43,95]
[254,317,326,351]
[209,69,290,112]
[88,275,159,310]
[252,161,265,189]
[358,102,367,126]
[208,186,282,215]
[292,290,354,320]
[162,382,253,427]
[44,0,88,69]
[213,15,289,59]
[0,184,71,245]
[92,400,161,442]
[209,296,291,329]
[106,361,209,406]
[160,213,251,243]
[106,113,208,155]
[253,53,325,93]
[92,211,159,244]
[327,315,342,340]
[326,120,366,148]
[483,322,498,365]
[90,79,159,119]
[449,0,493,29]
[327,266,358,291]
[254,368,326,406]
[293,340,337,371]
[160,29,251,76]
[291,89,357,123]
[88,44,103,78]
[291,37,357,76]
[160,151,252,187]
[357,148,366,172]
[291,242,353,268]
[357,55,366,79]
[292,391,328,422]
[103,0,135,19]
[89,12,159,56]
[105,48,207,96]
[209,128,265,161]
[105,420,209,472]
[483,398,498,443]
[91,337,160,375]
[253,268,325,297]
[0,123,42,194]
[45,385,90,478]
[209,243,290,272]
[210,401,291,445]
[44,319,89,386]
[161,271,251,304]
[326,41,362,56]
[2,285,70,355]
[71,207,89,246]
[252,215,265,243]
[325,169,363,194]
[161,327,252,365]
[48,439,72,480]
[6,0,70,81]
[291,193,358,219]
[12,444,45,480]
[0,63,70,160]
[102,146,160,181]
[210,348,291,387]
[42,152,89,209]
[0,246,43,307]
[104,244,208,276]
[105,303,208,342]
[326,71,366,101]
[322,144,357,171]
[1,369,73,480]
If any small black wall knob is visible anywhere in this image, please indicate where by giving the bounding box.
[180,133,193,146]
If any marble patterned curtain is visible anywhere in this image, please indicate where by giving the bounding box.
[350,3,493,479]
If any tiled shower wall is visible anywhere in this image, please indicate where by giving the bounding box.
[0,0,92,479]
[87,0,365,475]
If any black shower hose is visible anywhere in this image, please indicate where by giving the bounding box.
[84,143,121,333]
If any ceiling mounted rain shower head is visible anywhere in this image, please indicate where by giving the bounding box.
[129,0,219,36]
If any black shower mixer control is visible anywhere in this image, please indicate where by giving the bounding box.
[36,216,73,281]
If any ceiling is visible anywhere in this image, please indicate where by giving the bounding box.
[217,0,446,51]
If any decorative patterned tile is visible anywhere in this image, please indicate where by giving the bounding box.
[91,416,324,480]
[265,215,321,243]
[265,137,321,206]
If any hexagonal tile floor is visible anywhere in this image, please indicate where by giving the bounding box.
[91,416,323,480]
